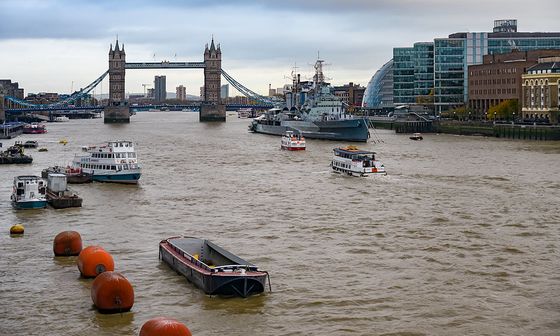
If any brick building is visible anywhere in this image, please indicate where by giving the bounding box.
[521,57,560,124]
[468,49,560,118]
[333,82,365,108]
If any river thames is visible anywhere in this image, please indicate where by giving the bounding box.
[0,112,559,336]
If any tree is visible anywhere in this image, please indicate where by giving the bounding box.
[487,99,518,120]
[448,105,472,120]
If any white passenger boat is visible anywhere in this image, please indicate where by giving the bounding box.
[54,116,70,122]
[71,140,141,184]
[281,130,306,150]
[331,146,386,177]
[11,175,48,209]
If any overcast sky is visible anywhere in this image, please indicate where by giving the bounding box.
[1,0,558,96]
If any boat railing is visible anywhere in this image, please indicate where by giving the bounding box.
[167,242,213,271]
[211,264,259,273]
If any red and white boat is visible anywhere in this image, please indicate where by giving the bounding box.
[23,123,47,134]
[281,131,306,151]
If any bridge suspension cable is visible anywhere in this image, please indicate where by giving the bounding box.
[4,70,109,108]
[220,69,281,106]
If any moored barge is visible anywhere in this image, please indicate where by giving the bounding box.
[159,236,270,297]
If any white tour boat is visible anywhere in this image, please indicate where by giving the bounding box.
[11,175,48,209]
[281,130,306,151]
[54,116,70,122]
[72,140,141,184]
[331,146,386,177]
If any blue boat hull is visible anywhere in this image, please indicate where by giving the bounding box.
[92,173,141,184]
[12,200,48,210]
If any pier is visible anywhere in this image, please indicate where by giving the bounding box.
[367,117,560,140]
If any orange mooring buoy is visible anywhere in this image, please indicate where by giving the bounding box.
[91,271,134,314]
[53,231,83,256]
[77,246,114,278]
[139,317,192,336]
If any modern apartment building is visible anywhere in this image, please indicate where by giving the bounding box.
[176,85,186,101]
[154,75,166,103]
[220,84,229,100]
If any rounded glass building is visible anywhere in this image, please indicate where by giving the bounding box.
[362,59,394,113]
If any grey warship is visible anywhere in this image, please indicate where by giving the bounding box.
[249,59,369,142]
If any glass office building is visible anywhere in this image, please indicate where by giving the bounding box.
[413,42,434,98]
[391,20,560,114]
[393,47,415,105]
[362,59,393,112]
[434,37,467,112]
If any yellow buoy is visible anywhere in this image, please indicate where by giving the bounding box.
[10,224,24,235]
[59,139,68,145]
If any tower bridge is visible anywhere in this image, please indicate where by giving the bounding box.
[0,39,281,123]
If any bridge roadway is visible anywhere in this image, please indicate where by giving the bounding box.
[5,103,274,115]
[124,62,206,69]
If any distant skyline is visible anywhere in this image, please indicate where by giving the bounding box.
[1,0,558,96]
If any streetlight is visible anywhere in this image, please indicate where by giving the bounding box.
[494,112,497,125]
[468,111,471,121]
[512,112,515,125]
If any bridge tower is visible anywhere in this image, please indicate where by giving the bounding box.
[105,39,130,123]
[200,38,226,121]
[0,95,5,123]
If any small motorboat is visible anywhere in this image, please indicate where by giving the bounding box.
[409,133,423,141]
[331,146,386,177]
[281,130,306,151]
[159,236,270,297]
[59,138,68,145]
[23,140,39,148]
[38,148,48,152]
[11,175,48,210]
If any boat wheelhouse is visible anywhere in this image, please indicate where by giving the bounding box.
[11,175,48,209]
[42,166,93,184]
[159,236,270,297]
[281,130,306,150]
[72,140,141,184]
[331,146,386,177]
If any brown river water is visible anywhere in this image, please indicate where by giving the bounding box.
[0,112,559,336]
